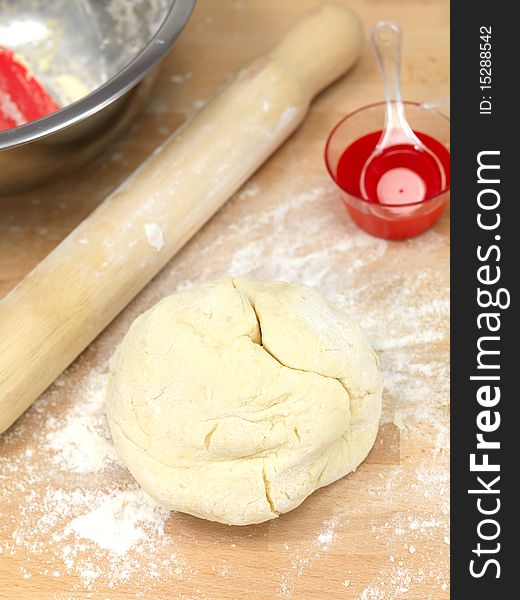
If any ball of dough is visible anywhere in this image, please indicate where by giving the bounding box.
[106,279,383,525]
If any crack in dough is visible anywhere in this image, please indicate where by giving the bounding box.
[245,293,354,428]
[262,461,278,516]
[204,422,219,451]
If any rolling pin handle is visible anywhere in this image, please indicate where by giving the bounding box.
[271,4,364,99]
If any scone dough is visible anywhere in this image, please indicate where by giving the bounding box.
[106,278,383,525]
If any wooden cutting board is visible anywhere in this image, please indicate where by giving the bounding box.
[0,1,449,598]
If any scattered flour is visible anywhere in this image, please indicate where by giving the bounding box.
[65,489,169,555]
[45,369,118,473]
[0,91,25,126]
[315,515,340,547]
[144,222,164,252]
[0,362,187,591]
[170,72,193,84]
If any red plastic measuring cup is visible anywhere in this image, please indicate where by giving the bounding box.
[325,101,450,240]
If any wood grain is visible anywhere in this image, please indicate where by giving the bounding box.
[0,1,449,598]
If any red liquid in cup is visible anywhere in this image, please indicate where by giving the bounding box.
[334,130,450,239]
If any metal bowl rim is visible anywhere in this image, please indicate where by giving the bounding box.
[0,0,195,151]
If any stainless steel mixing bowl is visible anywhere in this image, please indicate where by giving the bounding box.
[0,0,195,195]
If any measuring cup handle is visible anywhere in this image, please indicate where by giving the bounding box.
[371,21,414,145]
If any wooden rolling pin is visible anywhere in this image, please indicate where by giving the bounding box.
[0,4,363,434]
